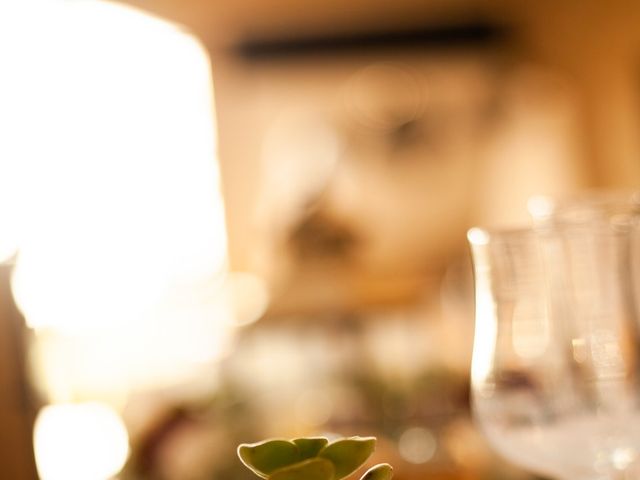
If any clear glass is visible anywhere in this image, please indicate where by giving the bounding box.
[468,221,640,480]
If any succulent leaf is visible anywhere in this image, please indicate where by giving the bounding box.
[318,436,376,480]
[359,463,393,480]
[292,437,329,460]
[269,457,335,480]
[238,439,301,478]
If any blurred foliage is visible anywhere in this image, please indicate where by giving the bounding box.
[238,436,392,480]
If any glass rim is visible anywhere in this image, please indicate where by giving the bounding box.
[467,226,538,246]
[467,220,637,250]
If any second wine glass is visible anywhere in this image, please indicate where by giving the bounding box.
[468,218,640,480]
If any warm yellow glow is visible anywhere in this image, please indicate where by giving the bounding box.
[467,227,490,246]
[468,238,497,388]
[33,402,129,480]
[527,195,555,220]
[0,0,246,396]
[9,0,225,332]
[471,286,498,387]
[226,272,270,326]
[29,290,236,404]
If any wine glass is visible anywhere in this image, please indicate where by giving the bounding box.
[467,217,640,480]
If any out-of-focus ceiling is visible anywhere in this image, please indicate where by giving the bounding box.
[111,0,640,61]
[114,0,640,194]
[113,0,509,47]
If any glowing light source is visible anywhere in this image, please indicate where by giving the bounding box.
[8,0,226,333]
[0,0,244,388]
[33,403,129,480]
[1,2,270,475]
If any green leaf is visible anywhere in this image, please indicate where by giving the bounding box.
[318,436,376,480]
[238,439,301,478]
[269,458,335,480]
[359,463,393,480]
[293,437,329,460]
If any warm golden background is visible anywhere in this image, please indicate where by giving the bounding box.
[2,1,640,479]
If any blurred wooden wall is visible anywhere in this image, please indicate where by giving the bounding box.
[0,265,38,479]
[513,0,640,188]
